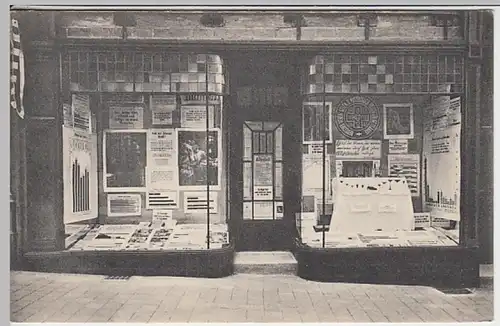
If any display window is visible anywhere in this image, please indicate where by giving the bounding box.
[298,53,463,249]
[61,51,229,251]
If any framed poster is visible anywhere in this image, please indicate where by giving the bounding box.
[302,102,333,144]
[388,154,420,197]
[103,130,147,192]
[147,129,176,167]
[107,194,142,217]
[180,105,215,128]
[177,128,222,190]
[150,94,176,125]
[383,103,414,139]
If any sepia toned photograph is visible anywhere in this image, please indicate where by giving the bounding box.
[9,6,494,324]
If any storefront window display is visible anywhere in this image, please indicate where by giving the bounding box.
[298,54,463,249]
[61,51,229,251]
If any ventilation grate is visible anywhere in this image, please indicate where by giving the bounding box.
[436,288,473,295]
[104,275,131,280]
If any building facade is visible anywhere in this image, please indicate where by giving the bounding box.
[10,8,494,285]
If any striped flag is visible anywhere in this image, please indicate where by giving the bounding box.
[11,18,25,119]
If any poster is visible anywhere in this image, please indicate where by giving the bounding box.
[146,190,179,209]
[253,201,274,219]
[146,166,178,190]
[107,194,142,217]
[177,129,221,189]
[180,94,221,105]
[62,127,98,224]
[183,191,218,214]
[180,105,215,128]
[423,96,461,221]
[243,126,252,160]
[243,202,252,220]
[109,106,144,129]
[383,103,414,139]
[309,143,325,154]
[302,102,333,144]
[147,129,176,167]
[275,202,284,219]
[335,139,381,159]
[388,154,420,197]
[301,195,317,219]
[275,162,283,200]
[253,154,273,200]
[151,95,176,125]
[104,131,147,192]
[302,154,330,195]
[63,103,73,127]
[72,94,91,134]
[388,139,408,154]
[152,209,173,222]
[423,125,461,221]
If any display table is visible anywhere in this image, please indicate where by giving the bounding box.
[23,223,234,278]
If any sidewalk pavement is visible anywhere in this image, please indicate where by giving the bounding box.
[11,271,493,323]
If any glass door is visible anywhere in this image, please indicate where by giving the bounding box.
[242,121,284,220]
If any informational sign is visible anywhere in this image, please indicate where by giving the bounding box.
[335,139,381,159]
[151,95,176,125]
[388,139,408,154]
[301,195,317,219]
[414,212,431,228]
[253,154,273,200]
[146,166,178,190]
[243,127,252,160]
[309,143,325,154]
[109,106,144,129]
[388,154,420,197]
[330,177,415,232]
[180,105,215,128]
[147,129,176,167]
[183,191,218,213]
[275,202,284,219]
[146,191,179,209]
[423,96,461,221]
[275,162,283,200]
[177,129,221,189]
[253,201,274,219]
[107,194,142,217]
[180,94,221,105]
[62,127,98,224]
[302,154,330,195]
[72,94,91,134]
[383,103,414,139]
[152,209,173,222]
[243,202,252,220]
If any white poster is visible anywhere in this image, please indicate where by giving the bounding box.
[253,154,273,200]
[275,202,284,219]
[72,94,91,134]
[180,105,215,128]
[62,127,98,224]
[388,139,408,154]
[309,143,325,155]
[147,129,176,167]
[335,140,381,159]
[109,106,144,129]
[388,154,420,197]
[151,95,176,125]
[243,202,252,220]
[302,154,330,195]
[146,191,179,209]
[180,94,221,105]
[107,194,142,217]
[152,209,173,222]
[146,166,178,190]
[253,202,274,219]
[63,103,73,127]
[423,125,461,221]
[183,191,218,214]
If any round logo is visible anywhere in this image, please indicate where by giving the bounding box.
[334,96,381,139]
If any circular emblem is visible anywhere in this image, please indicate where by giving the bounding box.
[334,96,381,139]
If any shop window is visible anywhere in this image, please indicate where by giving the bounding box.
[299,54,463,249]
[62,52,229,252]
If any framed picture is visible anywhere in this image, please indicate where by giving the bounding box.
[302,102,333,144]
[383,103,414,139]
[177,128,222,190]
[103,130,147,192]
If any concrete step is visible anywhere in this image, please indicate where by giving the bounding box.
[234,251,297,275]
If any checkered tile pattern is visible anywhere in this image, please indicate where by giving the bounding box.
[64,52,227,94]
[305,54,464,94]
